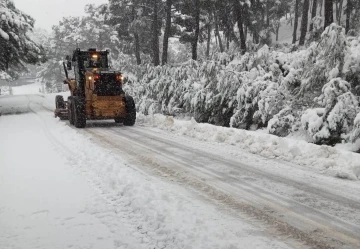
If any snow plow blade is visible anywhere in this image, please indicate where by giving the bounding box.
[54,105,69,120]
[54,95,68,120]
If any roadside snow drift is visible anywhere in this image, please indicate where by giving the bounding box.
[137,114,360,180]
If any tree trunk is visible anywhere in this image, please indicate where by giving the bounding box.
[335,0,339,23]
[339,0,344,25]
[293,0,300,44]
[206,22,211,57]
[335,0,344,24]
[134,34,141,65]
[324,0,334,29]
[192,0,200,61]
[214,11,224,53]
[299,0,310,45]
[337,0,343,24]
[152,0,160,66]
[266,0,270,27]
[250,0,259,43]
[244,23,248,41]
[346,0,352,34]
[320,0,323,16]
[132,4,141,65]
[233,0,246,54]
[309,0,318,31]
[222,3,238,46]
[162,0,172,65]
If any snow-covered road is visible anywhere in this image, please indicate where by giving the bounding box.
[1,93,360,249]
[0,96,116,249]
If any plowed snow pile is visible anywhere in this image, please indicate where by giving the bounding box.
[137,114,360,180]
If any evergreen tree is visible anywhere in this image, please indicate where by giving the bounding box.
[0,0,46,79]
[232,0,246,53]
[173,0,206,60]
[108,0,153,65]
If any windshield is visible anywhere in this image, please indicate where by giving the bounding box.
[83,54,107,69]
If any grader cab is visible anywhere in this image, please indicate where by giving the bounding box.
[54,48,136,128]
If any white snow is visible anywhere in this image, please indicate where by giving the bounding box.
[0,112,115,249]
[0,94,294,249]
[137,113,360,180]
[0,27,9,40]
[11,81,43,95]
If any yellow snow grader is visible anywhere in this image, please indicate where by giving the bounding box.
[54,48,136,128]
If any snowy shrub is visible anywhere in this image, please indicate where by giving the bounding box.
[127,29,360,148]
[282,68,302,91]
[230,71,280,129]
[268,108,295,137]
[300,24,349,94]
[247,45,272,71]
[315,78,352,109]
[344,36,360,95]
[302,78,359,145]
[301,108,328,143]
[308,16,323,42]
[0,71,11,80]
[350,113,360,143]
[253,80,286,126]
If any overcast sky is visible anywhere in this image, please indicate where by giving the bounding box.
[13,0,108,31]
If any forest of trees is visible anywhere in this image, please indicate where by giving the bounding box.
[2,0,360,78]
[103,0,358,65]
[34,0,360,71]
[101,0,360,66]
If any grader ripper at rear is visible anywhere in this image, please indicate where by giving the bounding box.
[54,48,136,128]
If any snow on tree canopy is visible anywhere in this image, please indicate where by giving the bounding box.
[302,78,359,144]
[0,0,45,79]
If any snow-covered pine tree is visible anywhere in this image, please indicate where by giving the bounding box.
[0,0,45,79]
[173,0,208,60]
[107,0,154,65]
[302,78,359,144]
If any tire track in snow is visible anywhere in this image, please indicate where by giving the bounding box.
[124,126,360,212]
[26,101,156,249]
[28,96,359,248]
[83,126,360,249]
[27,99,297,249]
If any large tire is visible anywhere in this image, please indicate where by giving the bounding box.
[73,97,86,128]
[68,97,75,125]
[55,95,65,109]
[123,95,136,126]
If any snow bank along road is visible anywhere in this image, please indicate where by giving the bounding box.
[1,94,360,249]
